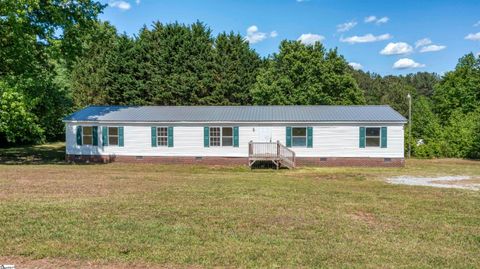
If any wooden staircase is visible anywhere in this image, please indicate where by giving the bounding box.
[248,141,296,169]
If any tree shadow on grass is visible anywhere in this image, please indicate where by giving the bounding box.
[0,143,68,165]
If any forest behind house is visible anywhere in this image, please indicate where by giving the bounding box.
[1,0,479,158]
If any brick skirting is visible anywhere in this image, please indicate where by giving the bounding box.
[295,157,404,167]
[66,154,404,167]
[66,155,249,165]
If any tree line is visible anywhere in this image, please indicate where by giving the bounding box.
[1,0,479,158]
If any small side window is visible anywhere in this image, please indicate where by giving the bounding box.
[365,127,380,147]
[157,127,168,147]
[82,126,93,145]
[222,127,233,146]
[292,127,307,147]
[108,127,119,146]
[209,127,221,147]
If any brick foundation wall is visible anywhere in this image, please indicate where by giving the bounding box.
[66,155,249,165]
[295,157,404,167]
[66,154,404,167]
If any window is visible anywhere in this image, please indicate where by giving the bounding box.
[210,127,233,147]
[222,127,233,146]
[292,127,307,147]
[108,127,119,146]
[82,126,93,145]
[366,127,380,147]
[157,127,168,147]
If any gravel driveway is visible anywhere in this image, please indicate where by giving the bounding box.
[387,176,480,191]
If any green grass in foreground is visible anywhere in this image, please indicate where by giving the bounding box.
[0,143,479,268]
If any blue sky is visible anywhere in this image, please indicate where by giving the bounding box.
[100,0,480,75]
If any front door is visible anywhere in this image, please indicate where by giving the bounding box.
[255,127,273,142]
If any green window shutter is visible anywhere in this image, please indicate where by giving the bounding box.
[168,126,174,147]
[92,126,98,146]
[359,127,366,148]
[204,127,210,147]
[76,126,82,145]
[286,127,292,147]
[118,127,124,147]
[307,127,313,148]
[102,126,108,146]
[381,127,387,148]
[151,127,157,147]
[233,126,239,147]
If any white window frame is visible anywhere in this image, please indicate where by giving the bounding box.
[82,126,93,145]
[365,127,381,148]
[156,127,168,147]
[209,126,233,147]
[291,127,307,147]
[107,126,120,147]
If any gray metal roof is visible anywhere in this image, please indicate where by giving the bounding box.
[63,105,407,123]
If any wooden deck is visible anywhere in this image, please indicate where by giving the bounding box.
[248,141,296,169]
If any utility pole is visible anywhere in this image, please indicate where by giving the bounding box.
[407,93,412,158]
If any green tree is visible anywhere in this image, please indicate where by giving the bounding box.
[71,21,120,107]
[208,32,262,105]
[433,53,480,121]
[134,22,216,105]
[252,41,365,105]
[0,0,104,144]
[0,82,44,144]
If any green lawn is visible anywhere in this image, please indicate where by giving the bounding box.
[0,143,479,268]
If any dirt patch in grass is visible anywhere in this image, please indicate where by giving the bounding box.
[349,211,377,225]
[0,151,479,267]
[0,256,195,269]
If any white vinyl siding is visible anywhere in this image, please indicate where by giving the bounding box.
[66,123,404,158]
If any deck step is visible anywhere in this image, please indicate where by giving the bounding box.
[248,141,296,169]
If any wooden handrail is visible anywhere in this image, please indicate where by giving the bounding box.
[248,140,296,169]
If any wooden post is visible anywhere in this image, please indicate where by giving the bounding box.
[276,140,280,158]
[292,151,296,168]
[248,140,253,157]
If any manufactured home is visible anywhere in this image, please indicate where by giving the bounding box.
[63,105,407,167]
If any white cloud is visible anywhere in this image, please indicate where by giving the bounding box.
[349,62,363,70]
[135,0,140,4]
[376,17,389,24]
[340,33,392,44]
[465,32,480,41]
[474,21,480,27]
[297,0,309,2]
[245,25,276,44]
[380,42,413,55]
[298,33,325,45]
[364,16,377,23]
[393,58,425,69]
[419,44,446,53]
[415,38,446,53]
[109,0,131,10]
[415,38,432,48]
[364,16,389,24]
[337,21,357,32]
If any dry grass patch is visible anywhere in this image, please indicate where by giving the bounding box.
[0,144,479,268]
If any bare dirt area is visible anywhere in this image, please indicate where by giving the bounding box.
[0,146,479,268]
[0,256,192,269]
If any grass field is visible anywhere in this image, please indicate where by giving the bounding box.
[0,143,479,268]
